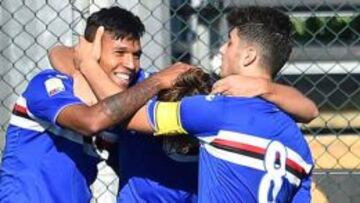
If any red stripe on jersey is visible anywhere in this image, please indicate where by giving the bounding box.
[211,138,307,178]
[213,138,266,155]
[286,158,306,176]
[14,104,27,114]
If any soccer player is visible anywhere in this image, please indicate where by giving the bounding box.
[50,7,317,203]
[128,6,314,203]
[0,7,188,203]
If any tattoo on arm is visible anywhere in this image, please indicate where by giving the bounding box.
[101,77,161,123]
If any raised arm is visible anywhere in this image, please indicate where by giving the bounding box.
[49,45,76,75]
[49,46,120,100]
[49,27,120,99]
[73,26,123,99]
[211,75,319,123]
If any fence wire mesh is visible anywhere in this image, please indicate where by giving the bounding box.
[1,0,360,202]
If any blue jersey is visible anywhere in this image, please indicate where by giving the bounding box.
[112,69,198,203]
[147,95,314,203]
[0,70,101,203]
[116,131,198,203]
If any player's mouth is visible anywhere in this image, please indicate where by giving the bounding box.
[114,72,131,86]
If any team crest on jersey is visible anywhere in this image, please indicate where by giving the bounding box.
[55,74,68,79]
[45,78,65,96]
[205,94,216,101]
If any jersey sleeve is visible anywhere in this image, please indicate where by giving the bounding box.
[291,174,312,203]
[24,70,83,124]
[147,95,224,137]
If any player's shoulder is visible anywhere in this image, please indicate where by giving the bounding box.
[205,96,276,114]
[182,94,226,103]
[31,69,71,82]
[25,69,73,96]
[180,94,226,122]
[28,69,71,86]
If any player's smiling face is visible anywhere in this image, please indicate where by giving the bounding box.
[99,32,142,91]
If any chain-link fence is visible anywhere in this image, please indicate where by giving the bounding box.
[1,0,360,202]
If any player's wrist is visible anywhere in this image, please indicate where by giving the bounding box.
[77,59,100,73]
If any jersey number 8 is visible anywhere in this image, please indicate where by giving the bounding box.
[258,141,287,203]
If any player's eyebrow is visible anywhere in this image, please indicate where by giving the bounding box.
[114,47,128,51]
[114,47,142,56]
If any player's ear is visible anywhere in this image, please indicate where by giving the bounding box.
[242,46,257,67]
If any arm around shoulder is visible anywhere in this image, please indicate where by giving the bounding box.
[49,45,76,75]
[262,83,319,123]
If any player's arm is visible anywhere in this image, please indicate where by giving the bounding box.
[49,46,122,100]
[261,83,318,123]
[126,105,153,133]
[49,45,76,76]
[56,62,189,136]
[73,27,124,99]
[211,75,319,123]
[127,95,222,137]
[49,27,119,100]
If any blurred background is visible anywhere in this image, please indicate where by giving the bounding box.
[1,0,359,202]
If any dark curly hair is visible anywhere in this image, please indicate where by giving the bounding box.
[157,68,213,102]
[227,6,293,78]
[157,68,214,155]
[84,6,145,42]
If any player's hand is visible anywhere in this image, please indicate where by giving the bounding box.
[152,62,192,89]
[211,74,271,97]
[74,26,104,71]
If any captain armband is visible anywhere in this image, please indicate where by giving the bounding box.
[153,102,188,136]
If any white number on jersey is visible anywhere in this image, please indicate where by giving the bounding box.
[258,141,287,203]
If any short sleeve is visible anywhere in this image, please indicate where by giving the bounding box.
[24,70,83,124]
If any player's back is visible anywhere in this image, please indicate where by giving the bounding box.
[0,70,100,203]
[190,96,313,203]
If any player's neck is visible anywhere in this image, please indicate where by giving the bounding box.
[239,66,271,80]
[73,71,98,105]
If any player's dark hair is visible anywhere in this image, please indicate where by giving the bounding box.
[227,6,293,77]
[157,68,214,155]
[158,68,213,102]
[84,6,145,42]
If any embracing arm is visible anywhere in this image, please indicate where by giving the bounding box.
[262,83,319,123]
[57,67,185,136]
[126,105,153,133]
[74,27,121,99]
[211,75,319,123]
[49,28,120,99]
[49,45,76,75]
[49,47,123,100]
[126,96,222,137]
[76,60,122,100]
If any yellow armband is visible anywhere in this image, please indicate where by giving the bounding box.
[154,102,187,136]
